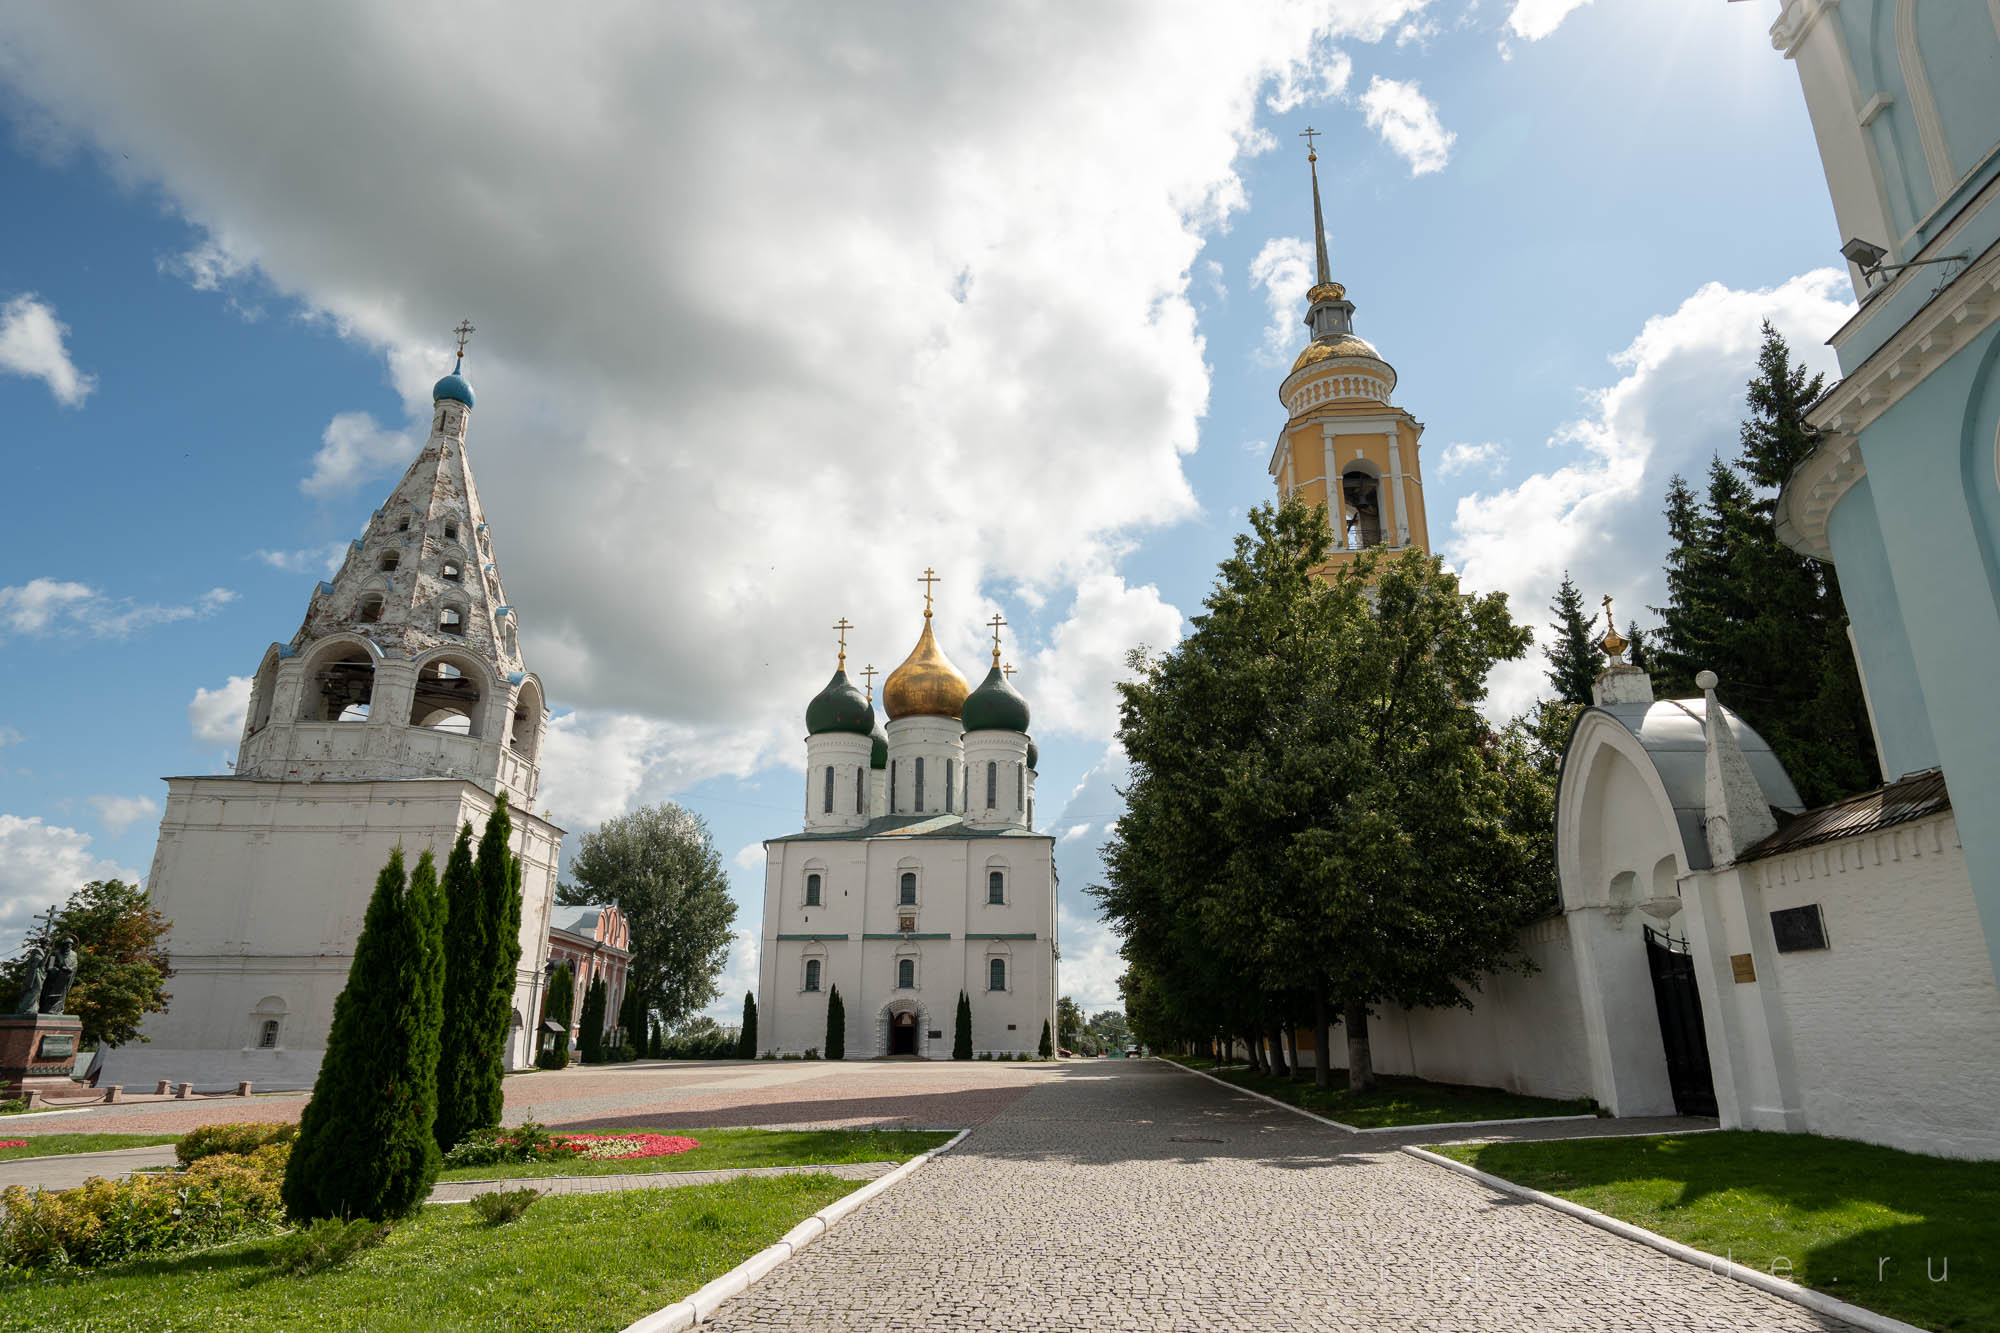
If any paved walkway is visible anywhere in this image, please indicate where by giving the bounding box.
[0,1145,179,1194]
[428,1160,893,1203]
[706,1060,1861,1333]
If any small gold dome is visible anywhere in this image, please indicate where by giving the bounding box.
[882,614,970,721]
[1306,281,1346,304]
[1291,334,1381,372]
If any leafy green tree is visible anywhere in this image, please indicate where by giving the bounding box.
[1056,996,1083,1051]
[561,803,736,1030]
[435,798,526,1151]
[578,978,607,1064]
[824,984,845,1060]
[1038,1019,1053,1059]
[1543,573,1598,706]
[536,961,573,1069]
[953,990,972,1060]
[737,992,758,1058]
[0,880,173,1049]
[283,847,444,1221]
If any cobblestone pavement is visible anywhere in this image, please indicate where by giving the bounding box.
[427,1159,892,1203]
[706,1061,1862,1333]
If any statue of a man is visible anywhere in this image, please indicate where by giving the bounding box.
[10,943,48,1017]
[37,938,78,1015]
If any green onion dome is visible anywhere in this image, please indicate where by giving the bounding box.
[1026,740,1038,770]
[961,664,1030,734]
[870,713,889,769]
[805,669,873,737]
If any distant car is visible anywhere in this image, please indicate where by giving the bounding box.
[1122,1045,1139,1058]
[1058,1048,1075,1058]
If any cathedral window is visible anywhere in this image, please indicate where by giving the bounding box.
[508,679,544,761]
[823,765,834,814]
[258,1019,280,1049]
[988,870,1005,905]
[914,757,925,811]
[889,762,896,811]
[945,759,954,813]
[986,761,997,809]
[356,593,384,624]
[410,656,480,736]
[439,606,465,635]
[442,560,463,583]
[1016,765,1024,811]
[897,958,915,990]
[306,644,375,723]
[856,768,865,814]
[806,873,822,907]
[988,958,1007,992]
[899,872,917,906]
[444,519,459,541]
[398,516,410,533]
[805,959,821,992]
[379,551,401,573]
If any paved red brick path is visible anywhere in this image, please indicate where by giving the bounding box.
[19,1059,1055,1137]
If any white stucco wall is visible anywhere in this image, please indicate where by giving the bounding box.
[98,775,560,1092]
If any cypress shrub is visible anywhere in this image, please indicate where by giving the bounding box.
[1039,1019,1053,1058]
[737,992,758,1058]
[435,797,525,1149]
[282,847,445,1222]
[536,961,573,1069]
[578,978,607,1064]
[432,823,483,1149]
[824,985,845,1060]
[473,800,524,1122]
[953,990,972,1060]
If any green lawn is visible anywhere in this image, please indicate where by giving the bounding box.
[0,1133,181,1162]
[1168,1056,1595,1128]
[1436,1132,1999,1332]
[0,1173,863,1333]
[436,1127,951,1181]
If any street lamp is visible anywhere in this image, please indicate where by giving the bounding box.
[1841,235,1967,291]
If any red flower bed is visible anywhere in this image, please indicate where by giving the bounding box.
[552,1133,700,1162]
[0,1141,25,1150]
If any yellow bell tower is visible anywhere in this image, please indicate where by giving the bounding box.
[1267,130,1429,579]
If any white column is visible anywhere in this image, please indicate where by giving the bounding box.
[1386,428,1410,547]
[1322,424,1340,544]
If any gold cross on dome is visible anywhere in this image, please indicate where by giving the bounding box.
[860,663,878,703]
[1002,662,1016,680]
[1601,593,1615,632]
[452,319,475,357]
[832,617,853,670]
[1299,126,1320,159]
[987,612,1007,666]
[918,567,940,616]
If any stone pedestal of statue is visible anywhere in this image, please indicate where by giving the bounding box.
[0,1015,84,1099]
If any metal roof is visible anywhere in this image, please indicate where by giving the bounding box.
[767,812,1052,844]
[1741,768,1951,862]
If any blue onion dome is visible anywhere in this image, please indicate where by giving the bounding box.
[806,669,873,736]
[961,664,1030,734]
[433,359,475,408]
[870,713,889,770]
[1026,740,1038,770]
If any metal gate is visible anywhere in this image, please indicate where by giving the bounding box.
[1643,924,1718,1117]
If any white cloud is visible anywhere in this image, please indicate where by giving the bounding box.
[1264,43,1353,114]
[1507,0,1593,42]
[1359,76,1455,176]
[706,929,761,1020]
[254,543,348,577]
[0,579,235,639]
[0,293,94,406]
[0,727,21,748]
[732,841,765,872]
[535,708,788,831]
[1047,745,1132,1011]
[1249,235,1314,366]
[88,794,160,834]
[1445,269,1854,717]
[0,815,139,957]
[1436,441,1507,477]
[1396,17,1441,47]
[1061,823,1092,842]
[301,412,415,499]
[189,674,253,748]
[0,3,1423,794]
[1029,574,1185,743]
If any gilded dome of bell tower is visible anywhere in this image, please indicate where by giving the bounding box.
[882,568,970,721]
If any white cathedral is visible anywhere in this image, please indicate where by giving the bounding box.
[100,355,563,1092]
[755,592,1057,1058]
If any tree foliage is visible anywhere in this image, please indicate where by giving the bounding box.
[1038,1019,1053,1059]
[952,990,972,1060]
[737,992,758,1059]
[0,880,172,1049]
[1056,996,1083,1051]
[1094,499,1550,1090]
[537,961,573,1070]
[578,978,607,1064]
[282,847,444,1222]
[560,803,736,1030]
[435,797,526,1151]
[1543,573,1598,706]
[824,984,845,1060]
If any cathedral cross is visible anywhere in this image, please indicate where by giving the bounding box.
[918,567,940,616]
[1002,662,1016,681]
[832,617,852,670]
[1299,125,1320,159]
[453,319,476,358]
[987,612,1007,666]
[1601,593,1615,633]
[860,663,878,704]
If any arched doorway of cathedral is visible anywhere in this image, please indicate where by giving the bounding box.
[876,998,930,1059]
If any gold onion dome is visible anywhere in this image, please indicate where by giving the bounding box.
[1292,333,1381,372]
[882,614,970,721]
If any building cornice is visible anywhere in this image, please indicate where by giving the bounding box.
[1775,431,1865,561]
[1769,0,1836,60]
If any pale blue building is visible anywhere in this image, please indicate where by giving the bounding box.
[1770,1,2000,983]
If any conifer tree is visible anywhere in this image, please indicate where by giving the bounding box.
[953,990,973,1060]
[618,986,644,1058]
[1543,573,1598,706]
[824,984,845,1060]
[471,798,524,1121]
[537,960,573,1069]
[1038,1019,1053,1059]
[578,978,607,1063]
[433,823,482,1146]
[1625,622,1651,673]
[283,847,445,1221]
[737,991,758,1058]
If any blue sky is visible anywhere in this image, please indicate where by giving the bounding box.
[0,2,1850,1014]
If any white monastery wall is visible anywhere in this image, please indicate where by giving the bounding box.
[100,776,559,1092]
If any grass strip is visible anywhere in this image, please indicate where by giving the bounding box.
[1435,1131,1998,1332]
[0,1172,863,1333]
[1166,1055,1594,1128]
[436,1126,950,1181]
[0,1134,181,1162]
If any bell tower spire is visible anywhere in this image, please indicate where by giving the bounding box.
[1302,127,1332,291]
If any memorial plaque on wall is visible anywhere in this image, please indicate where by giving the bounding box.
[36,1034,74,1060]
[1770,904,1829,953]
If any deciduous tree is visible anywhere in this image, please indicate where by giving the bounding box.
[0,880,172,1050]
